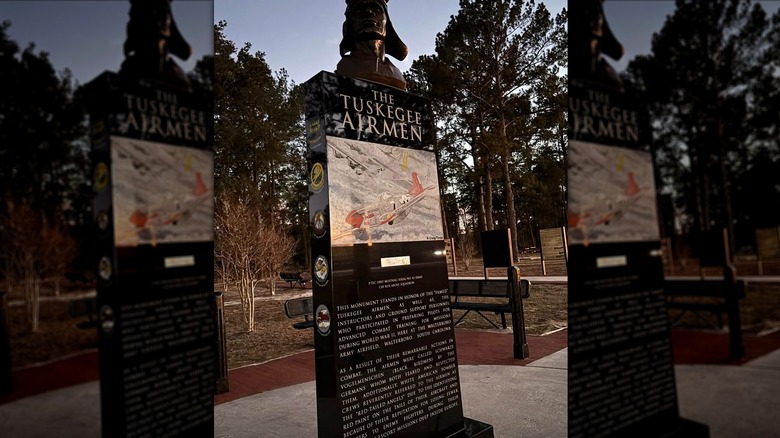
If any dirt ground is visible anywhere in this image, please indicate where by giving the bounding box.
[3,256,778,370]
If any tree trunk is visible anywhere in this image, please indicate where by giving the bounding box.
[500,141,519,261]
[717,119,735,261]
[484,160,494,230]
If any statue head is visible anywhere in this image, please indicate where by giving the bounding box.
[340,0,408,62]
[571,0,624,90]
[120,0,192,90]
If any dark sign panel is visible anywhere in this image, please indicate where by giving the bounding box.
[87,72,215,438]
[480,229,513,268]
[305,71,490,438]
[568,1,707,436]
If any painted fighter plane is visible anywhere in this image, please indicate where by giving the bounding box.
[344,172,433,230]
[127,171,211,245]
[329,140,437,243]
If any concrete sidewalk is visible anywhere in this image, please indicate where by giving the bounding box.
[2,347,779,437]
[0,349,568,438]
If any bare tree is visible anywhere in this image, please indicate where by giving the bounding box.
[1,200,45,332]
[215,198,265,332]
[42,224,78,296]
[457,231,478,271]
[259,225,296,296]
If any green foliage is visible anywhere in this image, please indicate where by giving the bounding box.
[214,22,307,262]
[624,0,780,250]
[0,21,88,229]
[405,0,567,251]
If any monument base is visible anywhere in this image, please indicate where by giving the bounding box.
[458,417,495,438]
[660,418,710,438]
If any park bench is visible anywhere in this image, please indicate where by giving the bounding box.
[65,271,96,288]
[664,265,745,359]
[280,272,307,288]
[284,296,315,329]
[448,277,531,330]
[68,296,97,329]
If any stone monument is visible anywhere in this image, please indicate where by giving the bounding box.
[568,1,709,436]
[302,1,493,436]
[85,1,216,436]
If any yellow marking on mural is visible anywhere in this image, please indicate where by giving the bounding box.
[185,153,193,172]
[617,153,624,172]
[402,152,408,172]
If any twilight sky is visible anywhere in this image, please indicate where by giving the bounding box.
[2,1,777,88]
[214,0,568,86]
[1,0,213,87]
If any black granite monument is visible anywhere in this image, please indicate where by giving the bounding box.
[567,1,709,437]
[305,70,493,438]
[85,1,215,436]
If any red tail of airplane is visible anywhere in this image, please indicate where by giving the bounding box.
[408,172,424,197]
[193,172,208,196]
[625,172,639,196]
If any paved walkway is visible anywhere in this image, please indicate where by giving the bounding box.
[2,328,780,437]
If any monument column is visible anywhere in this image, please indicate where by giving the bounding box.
[567,1,709,437]
[85,2,216,436]
[304,1,493,436]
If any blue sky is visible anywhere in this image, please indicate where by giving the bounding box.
[1,0,213,87]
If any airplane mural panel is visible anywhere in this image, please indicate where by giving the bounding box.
[568,140,660,246]
[327,137,444,246]
[111,136,214,247]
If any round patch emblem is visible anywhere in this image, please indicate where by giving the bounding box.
[97,210,109,232]
[315,304,331,336]
[313,255,329,286]
[310,163,325,191]
[98,256,112,281]
[99,305,115,335]
[312,210,327,237]
[94,162,109,190]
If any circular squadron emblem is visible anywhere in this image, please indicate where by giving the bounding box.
[310,163,325,191]
[94,162,109,190]
[315,304,331,336]
[98,256,112,281]
[97,210,110,233]
[312,210,327,237]
[313,255,329,286]
[99,305,115,335]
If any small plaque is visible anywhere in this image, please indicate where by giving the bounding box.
[164,255,195,268]
[596,255,627,268]
[380,255,410,267]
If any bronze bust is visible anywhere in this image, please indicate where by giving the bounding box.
[119,0,192,91]
[571,0,624,90]
[336,0,408,90]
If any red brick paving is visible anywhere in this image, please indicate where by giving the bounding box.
[5,327,780,407]
[0,350,99,405]
[671,328,780,365]
[213,329,568,405]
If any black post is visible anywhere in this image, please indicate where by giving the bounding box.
[214,291,229,394]
[508,267,529,359]
[0,291,12,394]
[724,265,745,360]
